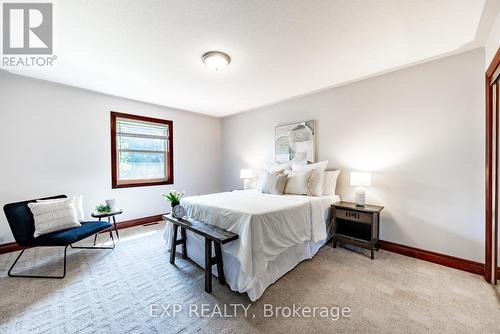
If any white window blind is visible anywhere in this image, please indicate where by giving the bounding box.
[116,117,170,182]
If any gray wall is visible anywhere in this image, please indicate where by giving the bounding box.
[0,72,222,244]
[221,48,485,262]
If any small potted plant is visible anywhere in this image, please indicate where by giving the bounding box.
[95,203,112,214]
[163,190,185,209]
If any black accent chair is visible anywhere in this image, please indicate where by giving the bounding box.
[3,195,115,279]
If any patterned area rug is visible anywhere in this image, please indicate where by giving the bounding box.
[0,222,499,333]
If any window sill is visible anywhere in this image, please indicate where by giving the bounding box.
[112,180,173,189]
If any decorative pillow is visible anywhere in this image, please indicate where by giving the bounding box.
[284,169,313,195]
[264,160,293,171]
[323,170,341,196]
[74,195,85,221]
[261,172,287,195]
[291,160,307,170]
[292,160,328,196]
[28,198,81,237]
[37,195,85,222]
[257,169,284,191]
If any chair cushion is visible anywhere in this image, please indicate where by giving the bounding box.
[33,221,112,246]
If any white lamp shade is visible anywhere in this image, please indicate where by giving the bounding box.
[350,172,372,187]
[240,169,253,179]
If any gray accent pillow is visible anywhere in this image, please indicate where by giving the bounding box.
[262,172,287,195]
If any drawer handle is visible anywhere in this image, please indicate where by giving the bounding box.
[345,211,359,219]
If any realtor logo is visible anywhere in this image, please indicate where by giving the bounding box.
[2,3,53,54]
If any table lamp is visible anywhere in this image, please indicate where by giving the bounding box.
[240,169,253,190]
[350,171,372,206]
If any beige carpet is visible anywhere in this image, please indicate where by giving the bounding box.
[0,222,499,334]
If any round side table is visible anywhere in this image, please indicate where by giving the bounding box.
[91,210,123,245]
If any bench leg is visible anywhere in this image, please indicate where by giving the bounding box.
[181,227,187,259]
[205,237,212,293]
[170,224,178,264]
[214,243,225,285]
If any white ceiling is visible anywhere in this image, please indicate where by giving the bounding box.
[2,0,498,117]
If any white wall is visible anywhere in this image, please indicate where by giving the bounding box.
[485,11,500,66]
[0,72,222,244]
[221,48,485,262]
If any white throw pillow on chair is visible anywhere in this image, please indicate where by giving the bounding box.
[28,198,81,237]
[37,195,85,222]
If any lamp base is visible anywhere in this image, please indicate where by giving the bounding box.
[354,187,366,207]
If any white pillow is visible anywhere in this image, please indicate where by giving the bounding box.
[284,169,313,195]
[292,160,328,196]
[291,161,307,170]
[28,198,81,237]
[261,172,287,195]
[74,195,85,221]
[37,195,85,222]
[323,170,341,196]
[256,171,270,191]
[257,170,283,191]
[264,161,293,171]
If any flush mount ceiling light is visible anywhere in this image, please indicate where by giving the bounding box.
[202,51,231,71]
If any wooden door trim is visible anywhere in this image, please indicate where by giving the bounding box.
[485,47,500,283]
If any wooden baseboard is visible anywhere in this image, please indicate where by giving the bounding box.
[379,240,484,276]
[0,242,22,254]
[0,213,166,254]
[0,221,487,278]
[113,214,165,229]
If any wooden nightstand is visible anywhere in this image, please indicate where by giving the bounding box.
[332,201,384,259]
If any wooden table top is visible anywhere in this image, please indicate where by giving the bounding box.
[91,210,123,218]
[332,201,384,213]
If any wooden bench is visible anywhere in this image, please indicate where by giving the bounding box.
[162,214,239,293]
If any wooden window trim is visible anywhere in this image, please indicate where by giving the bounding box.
[111,111,174,189]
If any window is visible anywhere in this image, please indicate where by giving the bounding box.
[111,112,173,188]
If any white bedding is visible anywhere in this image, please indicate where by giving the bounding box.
[163,190,340,300]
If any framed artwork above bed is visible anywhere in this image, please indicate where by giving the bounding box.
[275,120,315,164]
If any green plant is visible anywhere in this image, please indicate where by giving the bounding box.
[96,204,112,213]
[162,190,185,205]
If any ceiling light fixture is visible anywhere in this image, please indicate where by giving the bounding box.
[202,51,231,71]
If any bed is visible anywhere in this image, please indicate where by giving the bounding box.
[163,189,340,301]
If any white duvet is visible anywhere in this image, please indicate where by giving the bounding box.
[178,190,333,278]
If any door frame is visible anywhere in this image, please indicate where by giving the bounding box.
[485,47,500,283]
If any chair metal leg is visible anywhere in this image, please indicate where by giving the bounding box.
[71,228,116,249]
[8,246,68,279]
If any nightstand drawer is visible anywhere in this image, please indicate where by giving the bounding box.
[336,209,372,224]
